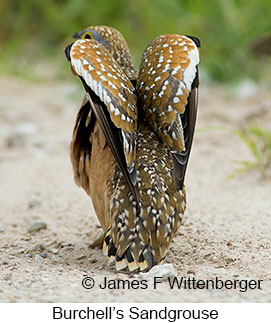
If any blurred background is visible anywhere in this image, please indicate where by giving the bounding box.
[0,0,270,83]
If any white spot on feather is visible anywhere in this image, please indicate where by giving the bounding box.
[173,97,180,103]
[110,103,115,112]
[114,108,120,116]
[182,38,199,91]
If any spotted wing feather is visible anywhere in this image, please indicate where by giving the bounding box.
[137,34,200,189]
[69,39,137,174]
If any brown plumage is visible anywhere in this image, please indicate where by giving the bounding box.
[65,26,200,271]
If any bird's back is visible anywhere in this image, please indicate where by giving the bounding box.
[104,121,186,271]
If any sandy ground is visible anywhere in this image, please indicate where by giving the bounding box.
[0,75,270,303]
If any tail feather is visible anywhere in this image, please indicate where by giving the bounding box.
[103,232,156,271]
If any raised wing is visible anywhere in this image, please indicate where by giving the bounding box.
[136,34,200,189]
[65,38,140,205]
[66,38,137,179]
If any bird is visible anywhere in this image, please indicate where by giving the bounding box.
[65,25,200,271]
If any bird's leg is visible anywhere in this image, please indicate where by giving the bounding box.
[89,229,105,249]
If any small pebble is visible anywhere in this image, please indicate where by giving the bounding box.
[21,254,33,258]
[76,255,87,261]
[20,237,32,241]
[181,246,194,255]
[65,248,74,252]
[4,273,12,281]
[27,243,45,252]
[39,252,48,258]
[28,193,41,208]
[44,240,56,247]
[135,264,177,281]
[28,222,47,233]
[59,241,74,248]
[35,254,44,262]
[51,255,65,264]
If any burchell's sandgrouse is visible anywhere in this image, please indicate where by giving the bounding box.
[65,25,200,271]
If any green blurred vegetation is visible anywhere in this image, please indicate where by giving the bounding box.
[230,125,271,179]
[0,0,270,82]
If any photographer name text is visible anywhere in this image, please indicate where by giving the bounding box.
[82,276,263,292]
